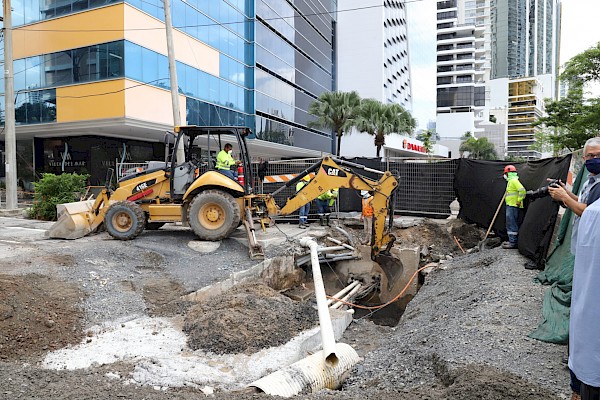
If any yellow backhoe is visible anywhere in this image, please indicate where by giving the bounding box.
[47,126,399,263]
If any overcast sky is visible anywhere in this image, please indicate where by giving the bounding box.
[407,0,600,130]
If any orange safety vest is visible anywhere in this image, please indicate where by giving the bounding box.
[362,197,374,217]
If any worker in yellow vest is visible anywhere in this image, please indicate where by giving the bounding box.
[296,175,311,228]
[316,188,338,226]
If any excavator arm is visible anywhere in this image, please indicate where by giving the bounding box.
[261,156,398,259]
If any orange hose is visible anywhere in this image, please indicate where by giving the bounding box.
[326,264,434,311]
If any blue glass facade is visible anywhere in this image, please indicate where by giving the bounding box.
[9,0,336,153]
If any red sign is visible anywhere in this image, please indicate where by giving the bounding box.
[402,139,426,153]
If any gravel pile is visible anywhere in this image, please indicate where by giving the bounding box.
[338,247,570,399]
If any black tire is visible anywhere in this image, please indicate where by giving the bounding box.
[105,201,146,240]
[187,190,240,241]
[145,222,166,230]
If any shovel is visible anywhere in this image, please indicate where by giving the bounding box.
[478,192,506,251]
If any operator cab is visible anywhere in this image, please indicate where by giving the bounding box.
[168,126,254,198]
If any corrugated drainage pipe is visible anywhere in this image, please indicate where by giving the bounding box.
[248,237,359,397]
[249,342,359,397]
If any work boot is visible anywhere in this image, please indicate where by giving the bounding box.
[319,216,325,226]
[501,241,518,249]
[325,215,331,226]
[299,223,307,229]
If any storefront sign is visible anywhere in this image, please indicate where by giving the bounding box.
[402,139,427,153]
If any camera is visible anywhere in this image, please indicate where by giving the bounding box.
[526,179,560,200]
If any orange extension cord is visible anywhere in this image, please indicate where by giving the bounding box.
[325,264,436,311]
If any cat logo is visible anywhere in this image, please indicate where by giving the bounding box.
[325,168,346,177]
[133,179,156,194]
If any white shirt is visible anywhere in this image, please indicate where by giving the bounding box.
[568,199,600,386]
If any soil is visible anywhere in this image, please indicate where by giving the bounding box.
[392,219,486,262]
[183,283,318,354]
[0,274,85,361]
[0,217,569,399]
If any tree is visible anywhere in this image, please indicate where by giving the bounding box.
[355,99,416,158]
[533,42,600,152]
[459,136,498,160]
[533,85,600,151]
[416,129,436,155]
[561,42,600,85]
[308,91,361,156]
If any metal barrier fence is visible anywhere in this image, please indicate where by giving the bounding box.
[254,157,459,219]
[386,158,458,217]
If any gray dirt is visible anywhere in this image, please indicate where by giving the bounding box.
[0,218,571,399]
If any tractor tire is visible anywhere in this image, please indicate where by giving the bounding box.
[105,201,146,240]
[145,222,166,230]
[188,190,240,241]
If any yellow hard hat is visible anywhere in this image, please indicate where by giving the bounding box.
[302,175,311,181]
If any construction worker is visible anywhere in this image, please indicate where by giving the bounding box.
[296,175,311,229]
[215,143,241,181]
[316,188,337,226]
[502,164,526,249]
[360,190,374,245]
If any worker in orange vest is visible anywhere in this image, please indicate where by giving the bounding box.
[360,190,374,245]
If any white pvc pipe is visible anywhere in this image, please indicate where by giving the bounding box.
[326,237,355,251]
[331,283,362,310]
[299,237,338,366]
[317,246,346,253]
[326,280,361,306]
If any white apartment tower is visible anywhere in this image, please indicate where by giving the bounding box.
[435,0,491,153]
[337,0,411,107]
[338,0,438,159]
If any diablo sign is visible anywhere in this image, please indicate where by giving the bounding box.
[402,139,427,153]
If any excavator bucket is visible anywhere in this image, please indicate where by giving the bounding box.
[45,200,98,240]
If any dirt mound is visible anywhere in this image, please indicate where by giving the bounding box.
[440,364,560,400]
[142,278,192,317]
[394,220,457,256]
[0,274,85,361]
[183,283,318,355]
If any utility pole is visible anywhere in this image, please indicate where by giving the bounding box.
[162,0,185,164]
[2,0,18,210]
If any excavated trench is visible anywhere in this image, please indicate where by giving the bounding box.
[27,219,479,394]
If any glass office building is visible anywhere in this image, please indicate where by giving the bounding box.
[1,0,336,184]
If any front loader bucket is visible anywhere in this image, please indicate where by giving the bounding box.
[45,200,98,240]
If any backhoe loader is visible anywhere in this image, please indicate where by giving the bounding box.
[47,126,399,263]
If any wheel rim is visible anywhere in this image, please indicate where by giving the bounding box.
[198,202,226,230]
[111,211,133,233]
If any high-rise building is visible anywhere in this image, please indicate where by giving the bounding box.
[435,0,560,159]
[0,0,337,185]
[337,0,411,105]
[435,0,490,156]
[337,0,446,159]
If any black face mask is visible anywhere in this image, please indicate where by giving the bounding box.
[585,158,600,175]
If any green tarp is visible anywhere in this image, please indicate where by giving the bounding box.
[529,166,588,344]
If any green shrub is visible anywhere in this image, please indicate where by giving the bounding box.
[29,173,89,221]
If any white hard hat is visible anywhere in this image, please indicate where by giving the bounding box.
[360,190,369,197]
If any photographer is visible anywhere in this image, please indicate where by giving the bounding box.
[548,137,600,255]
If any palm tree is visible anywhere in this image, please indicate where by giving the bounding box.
[355,100,416,158]
[459,136,498,160]
[308,91,361,156]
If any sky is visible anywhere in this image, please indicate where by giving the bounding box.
[407,0,600,130]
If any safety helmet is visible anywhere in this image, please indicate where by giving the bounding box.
[302,174,311,181]
[503,165,517,174]
[360,190,370,198]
